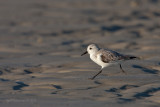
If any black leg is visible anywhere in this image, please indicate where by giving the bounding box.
[90,70,102,80]
[119,64,127,74]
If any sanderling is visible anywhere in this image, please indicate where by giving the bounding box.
[81,44,139,80]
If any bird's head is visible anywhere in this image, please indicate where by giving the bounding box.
[81,44,99,56]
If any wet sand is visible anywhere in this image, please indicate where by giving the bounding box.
[0,0,160,107]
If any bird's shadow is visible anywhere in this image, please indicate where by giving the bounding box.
[132,65,159,74]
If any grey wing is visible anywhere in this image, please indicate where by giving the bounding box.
[101,54,110,63]
[99,49,124,63]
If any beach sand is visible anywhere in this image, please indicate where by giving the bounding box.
[0,0,160,107]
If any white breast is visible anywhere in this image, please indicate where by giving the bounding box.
[90,53,110,69]
[90,54,99,65]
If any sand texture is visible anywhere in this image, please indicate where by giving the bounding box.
[0,0,160,107]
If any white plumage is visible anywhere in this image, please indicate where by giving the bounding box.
[81,44,138,79]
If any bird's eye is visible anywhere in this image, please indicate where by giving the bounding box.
[90,48,92,50]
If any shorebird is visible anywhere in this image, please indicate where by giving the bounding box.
[81,44,139,79]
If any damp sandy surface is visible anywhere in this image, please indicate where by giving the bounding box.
[0,0,160,107]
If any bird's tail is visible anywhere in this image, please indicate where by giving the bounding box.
[124,55,140,60]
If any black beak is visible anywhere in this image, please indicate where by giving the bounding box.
[81,51,88,56]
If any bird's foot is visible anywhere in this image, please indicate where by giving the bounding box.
[121,70,127,75]
[88,77,95,80]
